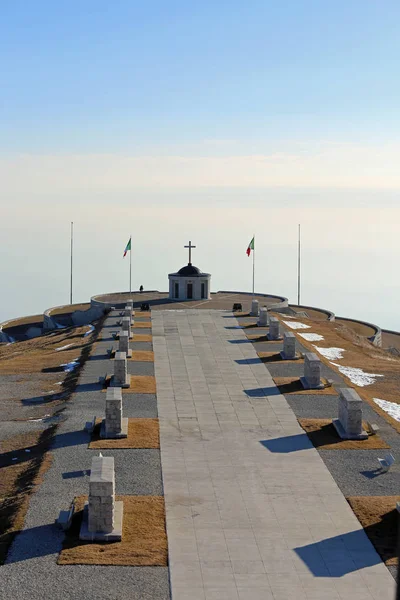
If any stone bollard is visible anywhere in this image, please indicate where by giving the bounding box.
[113,352,131,388]
[301,352,322,389]
[118,330,132,358]
[281,332,296,359]
[333,388,368,439]
[102,387,128,438]
[258,307,269,327]
[267,317,282,340]
[250,299,259,317]
[121,316,132,338]
[123,307,132,323]
[80,454,123,541]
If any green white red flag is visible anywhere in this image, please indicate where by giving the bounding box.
[123,237,131,258]
[246,236,255,257]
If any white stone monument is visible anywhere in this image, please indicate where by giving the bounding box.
[121,316,132,339]
[267,316,282,340]
[101,387,128,439]
[118,330,132,358]
[333,388,368,439]
[301,353,323,389]
[168,241,211,301]
[258,306,269,326]
[79,454,123,542]
[113,351,130,388]
[250,299,259,317]
[280,332,297,359]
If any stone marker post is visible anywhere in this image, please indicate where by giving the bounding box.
[102,387,128,438]
[267,317,281,340]
[123,307,132,324]
[250,299,259,317]
[333,388,368,439]
[121,316,132,338]
[281,331,296,359]
[118,330,132,358]
[258,307,269,327]
[79,454,123,541]
[301,352,322,389]
[113,351,131,388]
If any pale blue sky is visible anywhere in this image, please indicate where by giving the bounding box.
[1,1,400,330]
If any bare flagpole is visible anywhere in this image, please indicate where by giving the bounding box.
[297,224,301,305]
[252,233,255,296]
[129,234,132,293]
[70,221,73,304]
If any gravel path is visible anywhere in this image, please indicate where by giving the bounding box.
[0,311,170,600]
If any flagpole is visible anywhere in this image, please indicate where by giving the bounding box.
[297,224,301,305]
[252,233,255,297]
[129,235,132,293]
[70,221,73,304]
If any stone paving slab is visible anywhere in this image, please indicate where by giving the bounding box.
[153,309,395,600]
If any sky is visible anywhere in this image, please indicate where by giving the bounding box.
[1,1,400,330]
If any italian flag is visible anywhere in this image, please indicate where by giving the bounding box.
[123,237,131,258]
[246,236,255,257]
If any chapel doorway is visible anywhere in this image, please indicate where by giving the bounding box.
[187,283,193,299]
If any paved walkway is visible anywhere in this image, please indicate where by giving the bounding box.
[153,310,395,600]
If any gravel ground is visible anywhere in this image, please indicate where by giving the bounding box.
[1,310,170,600]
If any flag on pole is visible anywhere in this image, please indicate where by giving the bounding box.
[246,236,255,257]
[123,237,131,258]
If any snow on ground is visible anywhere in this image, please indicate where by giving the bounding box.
[374,398,400,422]
[84,325,95,337]
[60,359,79,373]
[298,333,325,342]
[331,363,383,386]
[313,346,345,360]
[55,344,73,352]
[282,321,311,330]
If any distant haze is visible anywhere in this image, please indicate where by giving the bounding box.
[1,2,399,331]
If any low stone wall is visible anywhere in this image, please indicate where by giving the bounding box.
[0,316,44,342]
[217,291,288,310]
[289,304,335,322]
[336,315,382,347]
[43,304,105,331]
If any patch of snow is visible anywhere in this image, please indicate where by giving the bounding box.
[374,398,400,422]
[55,323,66,329]
[331,363,383,387]
[283,321,311,330]
[55,344,73,352]
[313,346,345,360]
[60,359,79,373]
[84,325,95,337]
[298,333,325,342]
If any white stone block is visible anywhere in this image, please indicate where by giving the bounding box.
[258,307,269,326]
[333,388,368,439]
[250,299,259,317]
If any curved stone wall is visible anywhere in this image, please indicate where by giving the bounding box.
[289,304,335,322]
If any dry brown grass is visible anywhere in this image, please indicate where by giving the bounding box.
[104,376,156,394]
[273,376,336,395]
[58,495,168,566]
[50,303,90,315]
[347,496,400,566]
[298,419,390,450]
[135,311,151,317]
[274,314,400,433]
[132,321,152,329]
[0,326,95,375]
[132,334,152,343]
[131,351,154,362]
[246,334,278,342]
[89,419,160,449]
[0,429,54,564]
[257,351,303,363]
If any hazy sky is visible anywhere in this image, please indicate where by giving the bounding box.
[1,2,399,331]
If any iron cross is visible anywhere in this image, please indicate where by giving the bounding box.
[184,240,196,264]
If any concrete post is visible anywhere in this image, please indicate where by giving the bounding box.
[80,454,123,541]
[258,307,269,327]
[250,299,259,317]
[113,351,131,388]
[267,317,281,340]
[301,352,322,389]
[118,330,132,358]
[333,388,368,439]
[121,316,132,337]
[281,331,296,359]
[102,387,128,438]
